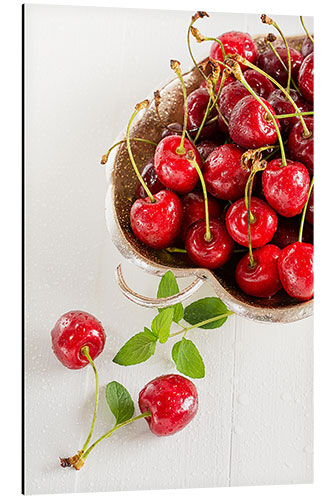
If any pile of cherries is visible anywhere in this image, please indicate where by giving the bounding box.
[107,13,314,302]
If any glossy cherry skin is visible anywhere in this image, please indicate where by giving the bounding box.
[196,140,220,161]
[298,52,314,104]
[236,244,282,297]
[258,47,304,87]
[305,189,314,226]
[210,31,259,69]
[154,135,202,194]
[225,197,278,248]
[301,36,314,58]
[272,216,313,248]
[187,88,219,139]
[51,311,106,369]
[161,122,183,139]
[243,69,275,97]
[262,159,310,217]
[180,191,221,240]
[229,95,279,149]
[136,159,165,199]
[138,374,198,437]
[267,88,311,135]
[288,117,314,176]
[203,144,250,200]
[278,242,314,300]
[185,219,234,269]
[130,190,182,250]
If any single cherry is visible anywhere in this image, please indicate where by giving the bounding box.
[180,191,221,240]
[267,88,311,135]
[278,242,314,300]
[272,216,313,248]
[135,158,165,199]
[298,52,314,104]
[131,190,183,250]
[51,310,106,369]
[226,197,278,247]
[196,139,220,161]
[186,87,219,139]
[262,159,310,217]
[138,374,198,436]
[210,31,259,69]
[242,68,275,97]
[235,244,282,297]
[229,95,280,149]
[203,143,251,200]
[185,218,235,269]
[288,116,314,176]
[258,47,303,87]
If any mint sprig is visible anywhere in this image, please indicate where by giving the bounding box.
[105,381,134,425]
[113,271,233,378]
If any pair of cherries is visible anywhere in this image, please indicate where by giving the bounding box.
[52,310,198,468]
[125,18,314,301]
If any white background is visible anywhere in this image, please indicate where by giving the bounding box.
[23,4,315,495]
[4,1,333,500]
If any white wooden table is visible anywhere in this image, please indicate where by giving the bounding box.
[24,5,313,494]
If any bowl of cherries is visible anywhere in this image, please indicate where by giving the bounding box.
[104,12,314,323]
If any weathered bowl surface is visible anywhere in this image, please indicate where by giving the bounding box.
[105,34,313,323]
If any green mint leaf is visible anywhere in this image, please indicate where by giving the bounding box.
[105,381,134,426]
[151,308,173,344]
[172,338,205,379]
[113,329,157,366]
[184,297,230,329]
[157,270,184,322]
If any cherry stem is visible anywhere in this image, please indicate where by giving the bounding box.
[171,60,188,155]
[194,95,213,144]
[298,177,314,242]
[101,138,157,165]
[169,311,234,337]
[187,15,208,81]
[205,72,229,128]
[73,411,152,470]
[80,346,99,453]
[265,39,300,93]
[225,61,287,166]
[273,111,314,119]
[227,56,311,137]
[186,150,211,242]
[300,16,314,44]
[166,247,187,253]
[208,71,227,114]
[126,102,155,203]
[262,15,292,93]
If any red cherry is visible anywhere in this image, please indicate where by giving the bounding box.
[51,311,106,369]
[298,52,314,104]
[225,197,278,247]
[196,140,220,161]
[138,374,198,436]
[235,244,282,297]
[267,88,311,135]
[135,159,165,199]
[180,191,221,240]
[287,117,314,176]
[305,189,314,225]
[210,31,258,69]
[278,242,314,300]
[185,218,234,269]
[130,190,182,249]
[258,47,304,87]
[161,122,183,139]
[262,159,310,217]
[154,135,202,194]
[218,80,249,121]
[272,216,313,248]
[301,36,314,58]
[186,88,219,139]
[229,95,280,149]
[242,69,275,97]
[203,144,250,200]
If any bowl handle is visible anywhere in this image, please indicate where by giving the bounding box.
[115,264,205,308]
